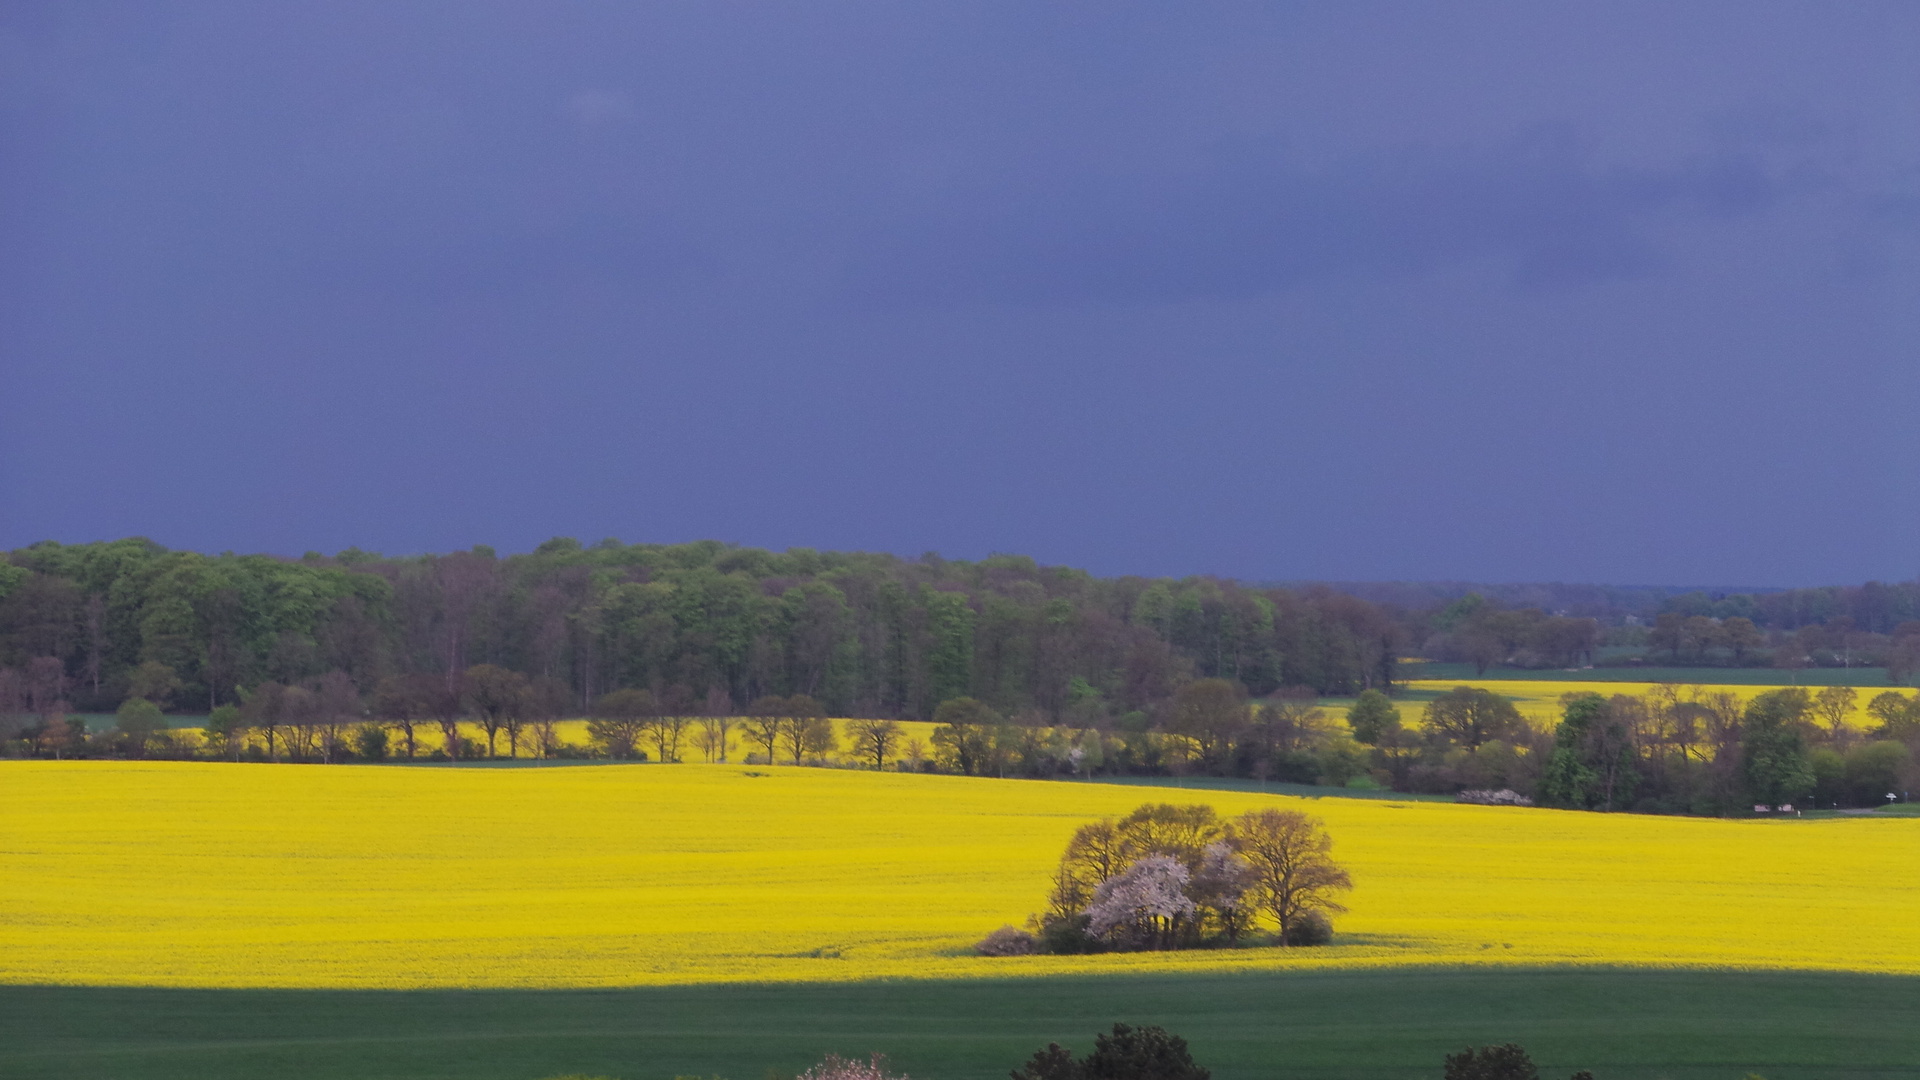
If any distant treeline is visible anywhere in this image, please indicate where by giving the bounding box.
[1316,578,1920,632]
[0,537,1401,720]
[2,539,1915,731]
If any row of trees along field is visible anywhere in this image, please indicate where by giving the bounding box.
[1361,684,1920,813]
[7,540,1918,733]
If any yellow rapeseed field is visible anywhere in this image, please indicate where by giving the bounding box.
[1397,678,1896,731]
[2,761,1916,989]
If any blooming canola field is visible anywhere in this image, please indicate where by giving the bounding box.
[2,760,1916,989]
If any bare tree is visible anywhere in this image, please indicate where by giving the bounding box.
[783,695,829,764]
[799,715,838,764]
[1812,685,1858,745]
[465,664,530,757]
[0,666,26,744]
[422,672,465,760]
[1167,678,1246,768]
[371,675,429,759]
[433,551,498,690]
[702,685,735,762]
[1250,687,1330,757]
[643,684,694,764]
[743,695,787,763]
[587,688,651,759]
[1050,817,1127,920]
[26,656,69,721]
[239,681,282,761]
[281,683,320,761]
[847,717,902,769]
[312,670,360,762]
[526,675,571,757]
[83,594,106,699]
[1229,808,1352,945]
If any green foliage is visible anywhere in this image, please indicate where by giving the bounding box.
[1280,909,1332,946]
[1537,694,1638,811]
[0,562,27,601]
[114,697,164,745]
[2,538,1415,727]
[1345,689,1399,745]
[1741,689,1815,806]
[1844,741,1910,804]
[206,705,240,730]
[1444,1043,1538,1080]
[1014,1023,1209,1080]
[1422,687,1526,751]
[351,723,390,762]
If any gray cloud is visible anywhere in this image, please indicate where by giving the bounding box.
[849,129,1791,305]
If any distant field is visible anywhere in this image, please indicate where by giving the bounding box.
[1395,677,1905,730]
[4,761,1918,989]
[1403,662,1903,687]
[5,968,1919,1080]
[107,668,1917,757]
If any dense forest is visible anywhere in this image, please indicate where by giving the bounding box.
[0,537,1406,719]
[2,538,1916,725]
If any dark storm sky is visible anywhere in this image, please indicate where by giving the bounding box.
[4,3,1917,585]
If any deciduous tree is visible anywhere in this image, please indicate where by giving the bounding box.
[1228,808,1352,945]
[847,716,902,769]
[464,664,530,757]
[1811,685,1858,745]
[115,697,164,757]
[1346,688,1401,745]
[587,687,651,760]
[1168,678,1245,768]
[743,695,787,763]
[1422,686,1526,751]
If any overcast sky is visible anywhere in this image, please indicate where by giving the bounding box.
[4,2,1916,585]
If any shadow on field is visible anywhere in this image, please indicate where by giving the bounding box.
[3,967,1917,1080]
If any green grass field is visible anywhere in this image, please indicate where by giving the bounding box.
[4,968,1917,1080]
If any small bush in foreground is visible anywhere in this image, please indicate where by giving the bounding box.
[1281,909,1332,946]
[1013,1023,1208,1080]
[1443,1043,1592,1080]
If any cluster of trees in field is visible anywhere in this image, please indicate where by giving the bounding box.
[975,803,1352,956]
[1351,684,1920,813]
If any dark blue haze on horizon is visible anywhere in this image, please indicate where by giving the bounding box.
[3,2,1916,586]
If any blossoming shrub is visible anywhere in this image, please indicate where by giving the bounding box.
[798,1053,907,1080]
[974,924,1036,956]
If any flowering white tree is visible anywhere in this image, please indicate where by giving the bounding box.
[1084,854,1196,949]
[798,1052,909,1080]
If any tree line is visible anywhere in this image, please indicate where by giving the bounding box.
[1421,592,1920,677]
[0,537,1402,732]
[1353,684,1918,813]
[7,539,1917,740]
